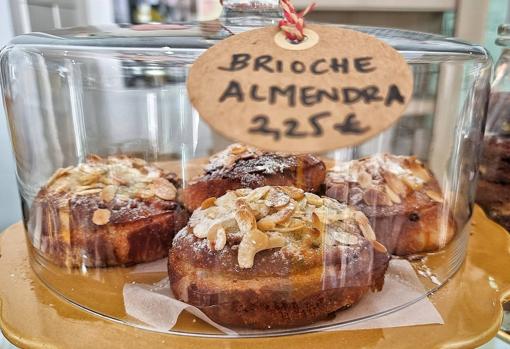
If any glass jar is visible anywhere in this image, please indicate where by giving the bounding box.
[477,24,510,232]
[0,19,490,336]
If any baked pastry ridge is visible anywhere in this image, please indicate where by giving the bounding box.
[325,153,456,255]
[30,155,189,267]
[169,186,390,328]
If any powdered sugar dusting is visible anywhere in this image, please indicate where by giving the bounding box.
[205,144,263,173]
[204,143,297,177]
[328,153,427,190]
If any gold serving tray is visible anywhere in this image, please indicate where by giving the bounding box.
[0,206,509,349]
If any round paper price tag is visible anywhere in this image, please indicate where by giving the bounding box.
[187,24,413,153]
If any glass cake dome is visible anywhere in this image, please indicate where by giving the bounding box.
[0,10,490,337]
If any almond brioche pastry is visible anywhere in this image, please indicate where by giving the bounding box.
[29,155,189,267]
[325,154,456,255]
[182,143,326,211]
[169,186,390,329]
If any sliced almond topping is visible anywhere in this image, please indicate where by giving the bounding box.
[78,172,101,186]
[314,207,349,225]
[207,226,226,251]
[230,144,247,155]
[132,182,146,190]
[296,197,308,212]
[75,188,103,196]
[385,185,402,204]
[138,176,154,183]
[193,221,218,238]
[100,185,117,203]
[272,221,305,232]
[336,206,353,221]
[357,170,372,189]
[305,192,323,206]
[87,154,103,162]
[80,164,106,175]
[235,198,250,209]
[116,194,131,201]
[138,188,155,199]
[270,201,296,224]
[131,158,147,168]
[257,216,277,231]
[111,173,130,186]
[201,197,217,209]
[224,155,240,170]
[402,175,422,190]
[249,202,270,219]
[238,228,269,268]
[235,188,252,197]
[354,211,376,241]
[333,231,360,246]
[76,184,105,191]
[383,172,408,196]
[372,240,388,254]
[153,178,177,201]
[188,185,390,269]
[425,190,443,203]
[310,227,321,239]
[244,186,271,202]
[92,209,111,225]
[46,166,73,187]
[312,212,324,232]
[407,159,431,182]
[265,189,290,208]
[235,200,257,233]
[280,186,305,200]
[215,191,238,209]
[205,207,223,220]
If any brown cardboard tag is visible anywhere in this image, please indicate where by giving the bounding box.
[187,24,413,153]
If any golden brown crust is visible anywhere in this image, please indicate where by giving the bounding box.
[325,154,456,255]
[169,186,389,328]
[168,253,377,328]
[29,155,189,267]
[182,144,326,211]
[198,287,366,329]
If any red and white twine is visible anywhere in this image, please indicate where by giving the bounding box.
[219,0,315,42]
[278,0,316,42]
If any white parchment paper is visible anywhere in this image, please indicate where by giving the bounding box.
[123,259,443,335]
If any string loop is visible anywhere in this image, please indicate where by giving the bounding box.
[278,0,316,42]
